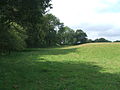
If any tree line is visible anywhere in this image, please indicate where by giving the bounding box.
[0,0,88,54]
[0,0,118,54]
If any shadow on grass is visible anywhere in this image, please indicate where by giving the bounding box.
[22,48,78,56]
[0,48,120,90]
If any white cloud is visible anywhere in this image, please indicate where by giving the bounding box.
[50,0,120,41]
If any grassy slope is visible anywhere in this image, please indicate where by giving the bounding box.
[0,43,120,90]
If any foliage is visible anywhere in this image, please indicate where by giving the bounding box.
[114,40,120,42]
[43,14,61,47]
[86,39,94,43]
[0,0,52,52]
[58,27,88,45]
[0,21,27,53]
[94,38,111,42]
[58,26,75,45]
[74,29,87,44]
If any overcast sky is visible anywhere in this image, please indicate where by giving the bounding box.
[50,0,120,41]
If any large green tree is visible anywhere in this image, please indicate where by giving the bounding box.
[42,14,62,47]
[75,29,87,44]
[58,26,76,45]
[0,0,51,52]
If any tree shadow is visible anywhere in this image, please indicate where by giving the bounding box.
[22,48,78,56]
[0,55,120,90]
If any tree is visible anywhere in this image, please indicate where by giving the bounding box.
[94,38,111,42]
[26,13,63,47]
[0,0,52,53]
[114,40,120,42]
[75,29,87,44]
[58,26,75,45]
[0,22,27,53]
[86,39,93,43]
[43,14,61,46]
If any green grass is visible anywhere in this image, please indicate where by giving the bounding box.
[0,43,120,90]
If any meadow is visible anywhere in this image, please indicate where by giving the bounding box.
[0,43,120,90]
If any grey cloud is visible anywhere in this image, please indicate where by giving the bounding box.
[71,23,114,31]
[98,29,120,37]
[74,24,120,41]
[85,24,114,31]
[69,22,120,41]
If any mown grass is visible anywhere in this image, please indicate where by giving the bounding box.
[0,43,120,90]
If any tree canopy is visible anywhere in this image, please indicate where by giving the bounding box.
[0,0,52,53]
[94,38,111,42]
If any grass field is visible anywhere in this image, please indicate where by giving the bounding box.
[0,43,120,90]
